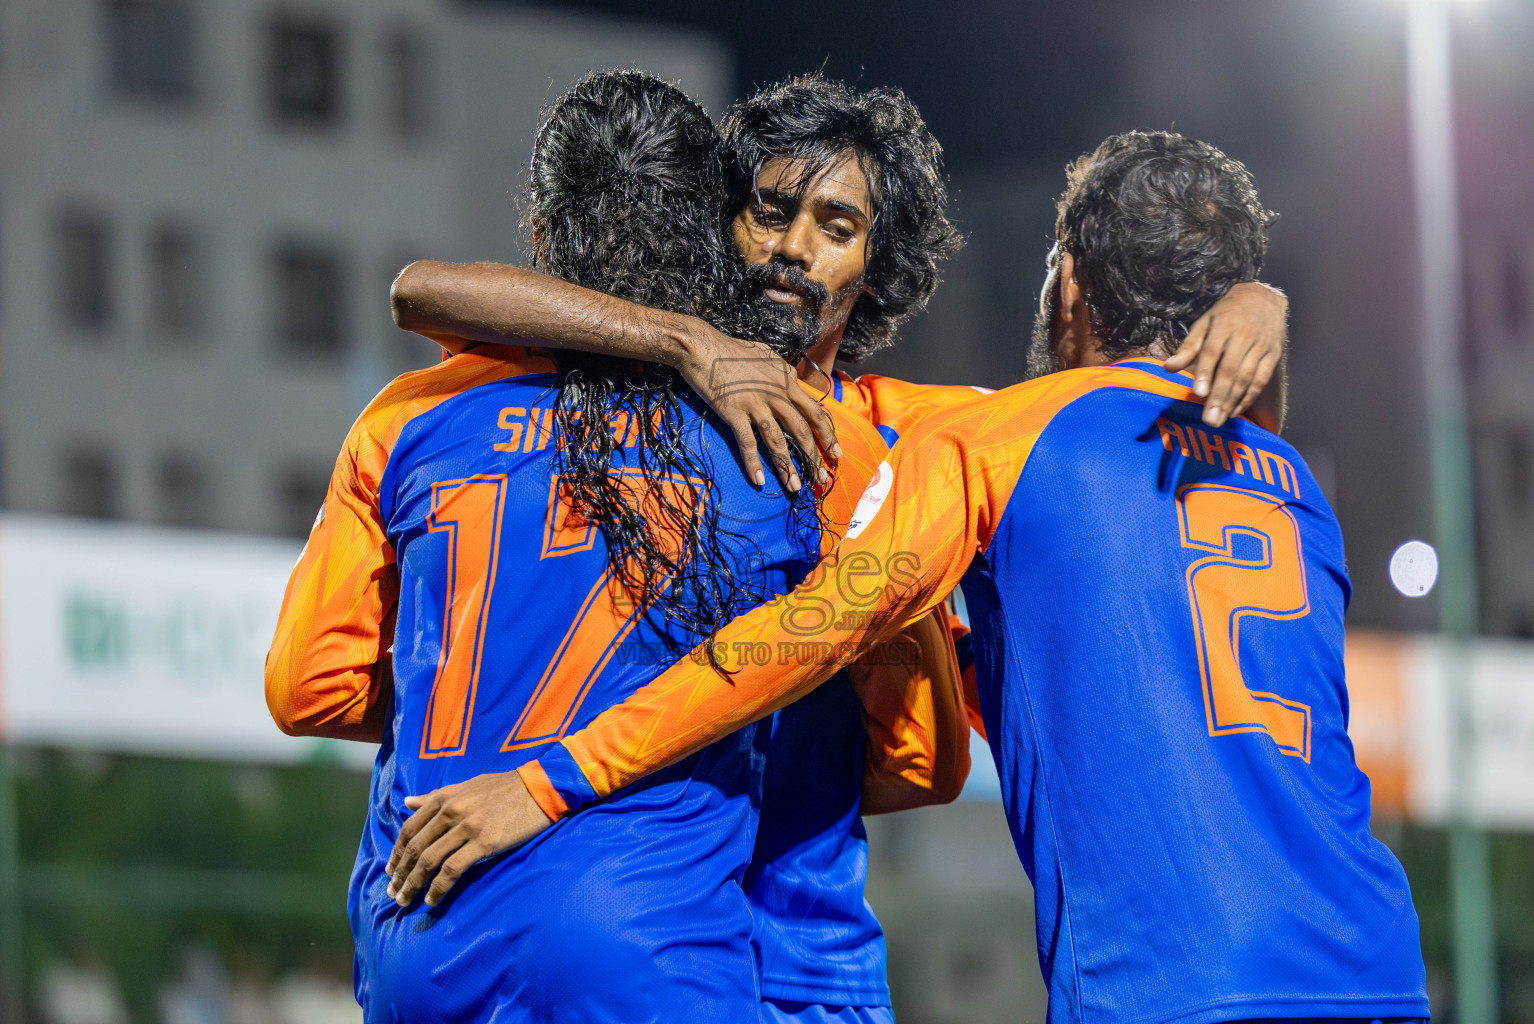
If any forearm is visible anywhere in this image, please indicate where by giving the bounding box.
[525,586,907,818]
[856,607,972,815]
[267,668,389,741]
[391,260,850,494]
[390,260,698,366]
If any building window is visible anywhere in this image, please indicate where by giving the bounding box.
[272,239,347,358]
[149,221,205,341]
[275,463,329,537]
[267,16,341,128]
[62,444,121,519]
[104,0,195,104]
[155,451,211,527]
[55,207,115,335]
[382,25,431,140]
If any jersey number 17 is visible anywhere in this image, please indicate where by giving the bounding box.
[418,472,697,760]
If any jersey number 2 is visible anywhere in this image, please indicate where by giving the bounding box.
[1178,483,1312,762]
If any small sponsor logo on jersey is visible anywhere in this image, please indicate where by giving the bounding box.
[846,461,893,539]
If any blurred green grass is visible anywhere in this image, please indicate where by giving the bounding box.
[9,746,1534,1023]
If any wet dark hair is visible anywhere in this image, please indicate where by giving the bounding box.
[1053,130,1275,360]
[722,74,962,363]
[527,69,815,653]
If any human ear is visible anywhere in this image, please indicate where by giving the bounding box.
[1058,251,1082,323]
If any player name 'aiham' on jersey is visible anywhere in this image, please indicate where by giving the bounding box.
[1157,415,1302,496]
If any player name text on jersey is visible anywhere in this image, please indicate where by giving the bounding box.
[1155,417,1301,497]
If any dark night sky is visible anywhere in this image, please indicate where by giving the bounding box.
[480,0,1136,173]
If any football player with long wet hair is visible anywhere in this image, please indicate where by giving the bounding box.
[526,70,821,649]
[267,70,889,1022]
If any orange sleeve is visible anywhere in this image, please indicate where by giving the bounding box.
[835,373,992,809]
[946,611,987,740]
[264,420,399,741]
[852,606,971,815]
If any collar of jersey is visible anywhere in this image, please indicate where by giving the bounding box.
[1113,356,1209,397]
[796,366,848,404]
[1112,356,1196,387]
[1113,356,1259,426]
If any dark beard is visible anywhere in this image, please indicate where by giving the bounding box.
[743,259,827,359]
[1025,290,1066,381]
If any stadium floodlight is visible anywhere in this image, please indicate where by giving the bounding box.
[0,747,16,1021]
[1400,1,1498,1023]
[1389,540,1439,597]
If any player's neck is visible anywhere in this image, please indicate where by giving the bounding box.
[797,328,844,384]
[803,340,840,387]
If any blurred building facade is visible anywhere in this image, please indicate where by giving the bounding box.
[0,0,728,537]
[1116,0,1534,641]
[1458,12,1534,641]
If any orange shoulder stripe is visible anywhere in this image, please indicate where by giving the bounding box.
[352,347,557,481]
[850,373,992,439]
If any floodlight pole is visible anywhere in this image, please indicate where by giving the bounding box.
[0,742,22,1021]
[1405,3,1498,1022]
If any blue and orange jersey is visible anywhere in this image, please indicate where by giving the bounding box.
[520,358,1428,1024]
[265,346,887,1024]
[831,370,993,449]
[739,369,984,1007]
